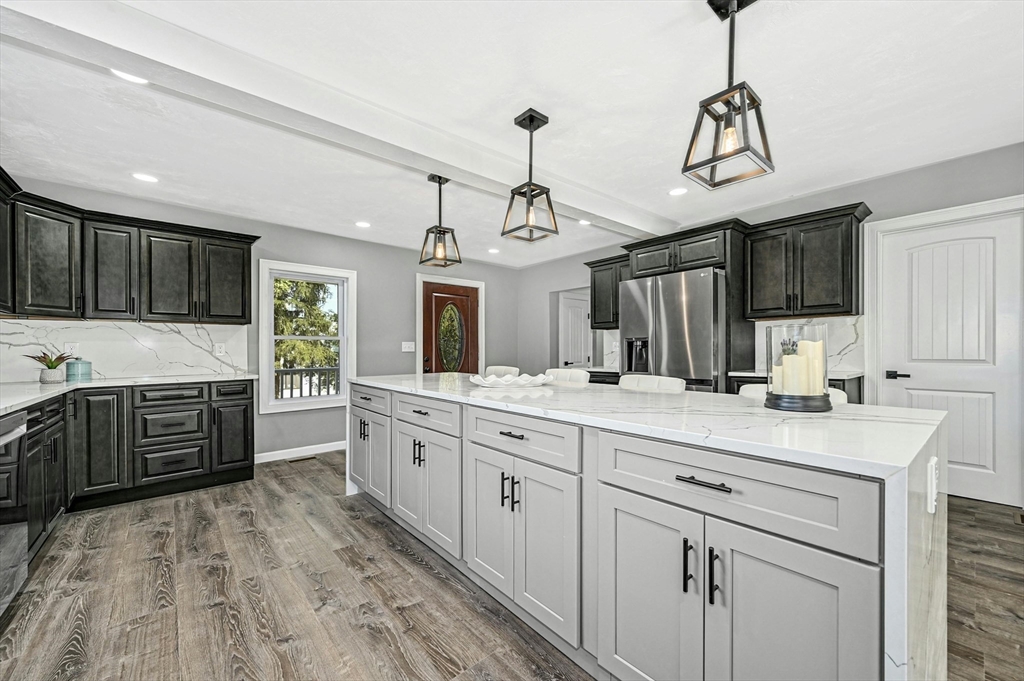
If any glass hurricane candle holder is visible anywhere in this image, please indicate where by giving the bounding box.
[765,323,831,412]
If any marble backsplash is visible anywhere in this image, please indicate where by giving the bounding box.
[753,316,863,374]
[0,319,248,383]
[599,330,620,369]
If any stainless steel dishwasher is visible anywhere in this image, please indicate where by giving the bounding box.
[0,410,29,618]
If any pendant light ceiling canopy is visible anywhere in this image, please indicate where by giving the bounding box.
[419,174,462,268]
[682,0,774,190]
[502,108,559,242]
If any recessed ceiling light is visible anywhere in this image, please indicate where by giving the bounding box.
[488,248,500,254]
[579,220,591,225]
[132,173,158,182]
[355,221,371,228]
[669,187,688,196]
[111,69,148,84]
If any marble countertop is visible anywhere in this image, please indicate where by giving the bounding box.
[729,369,866,379]
[0,373,258,416]
[350,373,943,478]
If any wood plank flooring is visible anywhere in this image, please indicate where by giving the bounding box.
[0,452,1020,681]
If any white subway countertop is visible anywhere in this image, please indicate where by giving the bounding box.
[0,373,258,417]
[729,369,865,379]
[350,373,942,478]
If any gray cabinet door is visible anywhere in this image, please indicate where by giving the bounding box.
[83,222,138,319]
[590,263,618,329]
[365,409,391,507]
[0,200,13,314]
[72,389,130,497]
[744,227,791,319]
[597,484,703,681]
[199,237,250,324]
[140,229,199,322]
[513,457,580,647]
[463,442,515,597]
[392,420,424,530]
[422,428,461,560]
[630,242,675,278]
[675,231,726,270]
[704,517,881,681]
[348,407,368,490]
[210,400,254,472]
[14,203,81,317]
[792,218,856,316]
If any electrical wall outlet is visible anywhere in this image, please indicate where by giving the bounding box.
[214,343,226,356]
[63,342,80,356]
[401,342,415,352]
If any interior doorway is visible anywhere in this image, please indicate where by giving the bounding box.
[558,289,592,370]
[416,274,484,375]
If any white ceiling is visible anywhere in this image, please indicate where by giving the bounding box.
[1,0,1022,268]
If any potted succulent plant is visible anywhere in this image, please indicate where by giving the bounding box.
[24,351,74,384]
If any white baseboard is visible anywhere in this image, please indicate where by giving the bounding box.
[254,440,346,465]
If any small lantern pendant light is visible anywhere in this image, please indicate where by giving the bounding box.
[502,108,559,242]
[419,174,462,268]
[682,0,774,190]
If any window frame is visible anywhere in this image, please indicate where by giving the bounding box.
[259,259,357,415]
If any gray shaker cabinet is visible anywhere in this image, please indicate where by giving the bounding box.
[83,222,138,320]
[199,237,250,324]
[71,388,130,497]
[392,420,461,559]
[704,517,881,681]
[463,442,516,598]
[365,408,391,507]
[597,484,704,681]
[348,406,369,492]
[392,420,423,529]
[140,229,200,322]
[14,203,81,317]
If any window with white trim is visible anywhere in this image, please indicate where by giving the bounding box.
[259,260,356,414]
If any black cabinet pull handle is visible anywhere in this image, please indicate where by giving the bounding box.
[510,476,521,511]
[500,472,510,507]
[885,371,912,380]
[149,391,195,400]
[412,409,430,416]
[793,293,799,310]
[412,439,420,465]
[785,293,792,311]
[708,547,721,605]
[418,441,425,466]
[360,419,367,440]
[161,459,187,467]
[219,386,246,395]
[683,538,694,593]
[212,407,217,426]
[130,296,135,315]
[159,421,187,428]
[499,430,525,440]
[675,474,732,494]
[358,396,372,401]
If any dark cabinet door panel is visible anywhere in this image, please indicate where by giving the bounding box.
[133,383,208,406]
[212,381,252,401]
[72,389,130,497]
[211,401,254,472]
[44,422,65,526]
[25,435,46,552]
[134,404,208,447]
[200,238,250,323]
[14,203,81,317]
[675,231,726,270]
[590,264,618,329]
[793,219,853,316]
[134,441,208,486]
[630,243,674,278]
[0,201,13,314]
[745,228,791,319]
[140,230,199,322]
[0,463,17,508]
[84,222,138,319]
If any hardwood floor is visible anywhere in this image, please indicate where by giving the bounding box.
[0,453,1020,681]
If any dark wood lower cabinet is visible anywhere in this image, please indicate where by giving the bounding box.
[44,421,65,527]
[72,388,130,497]
[211,400,254,472]
[25,434,47,554]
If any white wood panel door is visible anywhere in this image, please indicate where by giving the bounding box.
[558,291,591,369]
[463,442,515,597]
[348,407,368,490]
[365,409,391,507]
[422,429,461,560]
[392,421,423,530]
[875,205,1022,505]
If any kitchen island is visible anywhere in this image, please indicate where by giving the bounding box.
[348,373,947,681]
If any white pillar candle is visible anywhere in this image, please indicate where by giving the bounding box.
[781,354,809,395]
[771,363,785,394]
[797,340,826,395]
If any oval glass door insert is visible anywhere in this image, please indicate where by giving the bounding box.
[438,302,465,372]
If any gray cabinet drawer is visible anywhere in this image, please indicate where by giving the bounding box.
[134,404,209,447]
[464,406,581,473]
[134,441,208,485]
[133,383,208,406]
[351,384,391,416]
[211,381,252,401]
[394,393,461,437]
[0,463,18,507]
[597,431,881,562]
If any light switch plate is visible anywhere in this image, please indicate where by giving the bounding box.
[401,342,415,353]
[63,342,79,356]
[214,343,226,356]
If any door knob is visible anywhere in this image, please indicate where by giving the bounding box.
[885,371,912,379]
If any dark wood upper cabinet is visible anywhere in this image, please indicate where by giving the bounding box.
[14,203,81,317]
[83,222,139,320]
[211,400,254,472]
[0,201,13,315]
[140,229,200,322]
[744,204,871,320]
[200,237,250,324]
[586,254,632,330]
[630,242,674,278]
[627,230,728,280]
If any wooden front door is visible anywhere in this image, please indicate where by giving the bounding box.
[423,282,479,374]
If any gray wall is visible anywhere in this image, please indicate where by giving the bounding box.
[16,179,520,455]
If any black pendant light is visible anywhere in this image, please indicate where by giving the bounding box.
[501,108,558,242]
[419,174,462,267]
[682,0,774,190]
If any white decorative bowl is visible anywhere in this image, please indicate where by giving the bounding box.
[470,373,554,388]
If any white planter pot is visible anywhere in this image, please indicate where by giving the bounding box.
[39,368,64,384]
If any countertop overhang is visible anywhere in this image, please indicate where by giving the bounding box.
[349,373,944,478]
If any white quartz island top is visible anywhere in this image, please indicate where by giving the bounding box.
[350,373,944,479]
[0,373,258,417]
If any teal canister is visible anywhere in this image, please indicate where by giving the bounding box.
[64,357,93,382]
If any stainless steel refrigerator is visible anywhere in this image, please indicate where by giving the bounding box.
[618,267,727,391]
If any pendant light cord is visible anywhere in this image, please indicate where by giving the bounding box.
[528,130,534,184]
[437,178,443,225]
[727,0,737,88]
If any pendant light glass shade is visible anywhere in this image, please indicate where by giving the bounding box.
[419,175,462,267]
[682,0,774,190]
[502,109,559,242]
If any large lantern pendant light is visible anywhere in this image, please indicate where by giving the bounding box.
[501,108,559,242]
[682,0,774,190]
[419,174,462,267]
